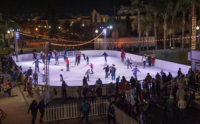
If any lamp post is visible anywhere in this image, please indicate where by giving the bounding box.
[7,30,10,50]
[95,29,98,49]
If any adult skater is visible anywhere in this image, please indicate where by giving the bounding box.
[147,55,152,67]
[59,69,64,81]
[103,65,109,78]
[132,66,141,78]
[82,53,86,60]
[42,68,45,82]
[75,55,78,65]
[78,52,81,63]
[42,53,45,63]
[111,64,116,81]
[102,52,108,63]
[32,59,42,72]
[55,53,59,65]
[125,58,132,69]
[86,56,89,65]
[89,63,94,74]
[33,72,38,84]
[66,58,69,71]
[143,56,146,68]
[27,67,33,78]
[78,54,80,64]
[85,69,90,81]
[121,51,125,62]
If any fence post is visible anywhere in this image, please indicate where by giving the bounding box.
[64,104,66,119]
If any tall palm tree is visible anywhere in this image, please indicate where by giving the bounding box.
[148,0,161,50]
[184,0,200,49]
[170,0,177,49]
[160,0,172,49]
[118,0,145,54]
[176,0,189,49]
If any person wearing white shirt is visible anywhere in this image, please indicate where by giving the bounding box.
[40,50,43,59]
[59,69,64,81]
[42,68,45,82]
[143,56,146,68]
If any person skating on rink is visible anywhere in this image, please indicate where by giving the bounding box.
[42,53,45,63]
[82,53,86,60]
[125,58,132,69]
[75,55,78,65]
[102,52,108,63]
[85,69,90,81]
[86,56,89,65]
[132,66,141,78]
[55,53,59,65]
[89,63,94,74]
[103,65,109,78]
[111,64,116,81]
[121,51,125,62]
[66,58,69,71]
[32,59,42,72]
[59,69,64,81]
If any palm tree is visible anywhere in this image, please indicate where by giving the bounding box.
[148,0,161,50]
[118,0,145,54]
[184,0,200,49]
[160,0,172,49]
[176,0,189,49]
[170,1,177,49]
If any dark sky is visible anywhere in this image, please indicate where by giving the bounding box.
[1,0,130,11]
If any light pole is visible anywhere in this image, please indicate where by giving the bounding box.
[7,31,10,50]
[197,26,200,47]
[95,29,98,49]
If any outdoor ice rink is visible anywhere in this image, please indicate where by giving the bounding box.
[16,56,178,86]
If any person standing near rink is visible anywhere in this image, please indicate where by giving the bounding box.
[132,66,141,78]
[102,52,108,63]
[111,64,116,81]
[85,69,90,81]
[32,59,42,72]
[125,58,132,69]
[86,56,89,65]
[75,55,78,65]
[121,51,125,62]
[103,65,110,78]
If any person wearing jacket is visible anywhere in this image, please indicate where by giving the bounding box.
[89,63,94,74]
[27,67,33,78]
[32,59,42,72]
[96,78,102,87]
[147,55,152,67]
[42,68,45,82]
[111,65,116,81]
[61,81,67,98]
[125,82,132,102]
[121,52,125,62]
[55,53,59,65]
[103,65,109,78]
[75,55,78,65]
[102,52,108,63]
[178,96,187,122]
[33,72,38,84]
[38,99,46,123]
[66,58,69,71]
[108,103,116,124]
[125,58,132,69]
[132,66,141,79]
[142,56,146,68]
[59,69,64,81]
[12,72,18,87]
[85,69,90,81]
[82,77,87,86]
[28,100,38,124]
[80,99,89,123]
[86,56,89,65]
[6,80,12,97]
[82,83,90,99]
[163,95,175,121]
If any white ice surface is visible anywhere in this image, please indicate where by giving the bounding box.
[16,56,178,86]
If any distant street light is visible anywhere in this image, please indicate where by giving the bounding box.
[82,24,85,27]
[36,28,38,31]
[49,26,51,28]
[44,26,46,28]
[196,26,199,30]
[58,26,61,29]
[110,26,112,29]
[95,29,99,49]
[7,31,10,50]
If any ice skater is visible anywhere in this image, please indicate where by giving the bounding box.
[59,69,64,81]
[42,68,45,82]
[55,53,59,65]
[32,59,42,72]
[89,63,94,74]
[75,55,78,65]
[103,65,109,78]
[102,52,108,63]
[121,51,125,62]
[125,58,132,69]
[85,69,90,81]
[66,58,69,71]
[111,64,116,81]
[82,53,86,60]
[86,56,89,65]
[132,66,141,78]
[42,53,45,63]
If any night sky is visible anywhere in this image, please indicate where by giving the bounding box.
[0,0,131,13]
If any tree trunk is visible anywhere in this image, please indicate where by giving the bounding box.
[191,5,196,50]
[172,16,175,49]
[163,14,167,49]
[138,11,141,54]
[189,15,191,48]
[154,23,157,50]
[146,30,149,50]
[182,12,185,49]
[143,32,144,50]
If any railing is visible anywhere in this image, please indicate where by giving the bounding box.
[57,51,80,57]
[45,100,108,122]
